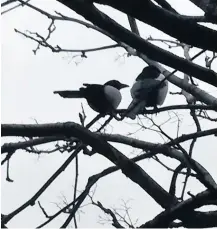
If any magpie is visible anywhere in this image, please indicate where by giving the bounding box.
[54,80,128,115]
[126,66,168,119]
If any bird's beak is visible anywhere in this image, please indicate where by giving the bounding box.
[120,83,129,89]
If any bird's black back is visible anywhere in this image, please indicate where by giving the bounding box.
[80,84,113,114]
[136,66,161,81]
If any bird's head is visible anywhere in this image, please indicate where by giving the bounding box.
[104,80,129,90]
[136,66,161,81]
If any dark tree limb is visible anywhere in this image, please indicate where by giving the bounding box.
[36,150,157,227]
[2,146,81,225]
[140,190,217,228]
[1,122,179,209]
[2,122,217,198]
[1,0,16,7]
[57,0,217,88]
[169,164,185,196]
[166,127,217,146]
[2,122,216,227]
[90,199,124,228]
[13,0,217,105]
[1,136,65,154]
[93,0,217,51]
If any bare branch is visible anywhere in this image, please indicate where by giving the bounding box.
[17,0,217,88]
[72,155,79,228]
[1,136,64,154]
[1,0,31,15]
[38,201,50,219]
[166,127,217,146]
[1,0,16,7]
[92,0,217,51]
[2,147,80,225]
[57,1,217,87]
[15,28,119,55]
[90,198,124,228]
[141,190,217,228]
[1,122,179,209]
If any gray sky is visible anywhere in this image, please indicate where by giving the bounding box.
[1,0,217,227]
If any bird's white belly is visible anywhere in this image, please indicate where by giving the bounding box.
[156,74,168,105]
[104,85,122,109]
[157,84,168,105]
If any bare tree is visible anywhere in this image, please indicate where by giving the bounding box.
[1,0,217,228]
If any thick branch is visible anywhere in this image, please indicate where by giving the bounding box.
[118,104,217,114]
[2,146,80,225]
[1,136,64,153]
[93,0,217,51]
[166,127,217,146]
[57,0,217,88]
[2,122,217,192]
[1,0,16,7]
[141,190,217,228]
[1,122,178,209]
[36,151,157,227]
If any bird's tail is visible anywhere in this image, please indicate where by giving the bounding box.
[126,99,147,120]
[53,90,84,98]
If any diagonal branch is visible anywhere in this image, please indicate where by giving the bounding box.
[90,199,124,228]
[2,122,217,200]
[141,189,217,228]
[56,0,217,88]
[1,0,16,7]
[166,127,217,146]
[1,0,31,15]
[1,122,179,209]
[93,0,217,51]
[2,146,81,225]
[14,0,217,105]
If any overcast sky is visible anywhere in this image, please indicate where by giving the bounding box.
[1,0,217,227]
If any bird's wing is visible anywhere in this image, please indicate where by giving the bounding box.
[80,84,116,114]
[53,90,83,98]
[130,79,161,99]
[127,79,165,119]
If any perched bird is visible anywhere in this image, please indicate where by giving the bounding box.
[54,80,128,115]
[126,66,168,119]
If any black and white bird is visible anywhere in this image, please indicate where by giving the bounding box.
[54,80,128,115]
[126,66,168,119]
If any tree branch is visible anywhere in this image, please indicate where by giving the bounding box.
[1,136,64,154]
[1,0,16,7]
[93,0,217,51]
[141,190,217,228]
[15,0,217,105]
[2,122,217,192]
[2,146,81,225]
[1,122,179,209]
[57,0,217,87]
